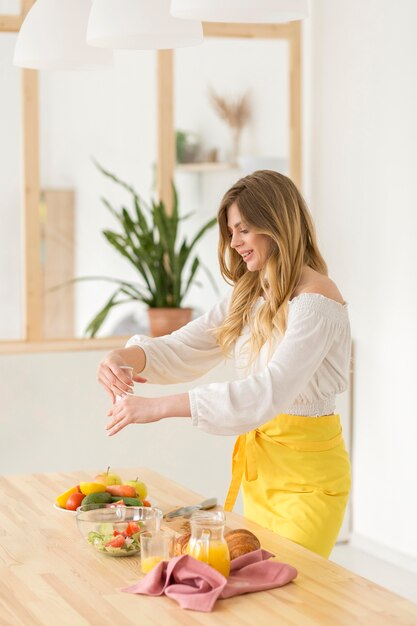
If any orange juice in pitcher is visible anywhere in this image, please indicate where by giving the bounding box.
[187,510,230,577]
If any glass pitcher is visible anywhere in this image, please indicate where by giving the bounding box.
[187,510,230,577]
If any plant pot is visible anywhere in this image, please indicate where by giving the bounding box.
[147,307,193,337]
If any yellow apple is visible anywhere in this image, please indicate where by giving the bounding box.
[125,477,147,501]
[94,466,122,486]
[79,482,107,496]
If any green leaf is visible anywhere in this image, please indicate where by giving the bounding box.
[170,182,179,243]
[181,256,200,300]
[100,197,120,221]
[102,231,135,267]
[133,195,151,235]
[173,240,190,302]
[179,211,195,221]
[84,291,130,338]
[48,275,147,298]
[93,158,151,213]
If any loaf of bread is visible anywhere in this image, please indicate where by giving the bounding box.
[224,529,261,560]
[173,528,260,560]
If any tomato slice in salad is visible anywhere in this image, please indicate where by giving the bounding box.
[125,522,141,536]
[105,534,126,548]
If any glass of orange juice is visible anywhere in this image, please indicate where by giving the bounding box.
[187,510,230,577]
[140,529,174,574]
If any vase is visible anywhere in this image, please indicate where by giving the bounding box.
[147,307,193,337]
[230,127,241,167]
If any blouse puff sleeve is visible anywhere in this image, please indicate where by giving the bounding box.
[125,293,232,384]
[127,293,348,436]
[188,297,349,436]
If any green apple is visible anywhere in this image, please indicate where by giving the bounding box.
[125,477,147,501]
[94,466,122,486]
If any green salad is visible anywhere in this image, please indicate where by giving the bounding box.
[87,521,142,556]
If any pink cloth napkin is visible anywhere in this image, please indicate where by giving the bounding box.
[122,549,297,612]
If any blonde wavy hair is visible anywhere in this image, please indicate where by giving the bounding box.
[213,170,328,360]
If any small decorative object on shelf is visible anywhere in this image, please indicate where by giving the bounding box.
[176,129,201,164]
[208,87,251,167]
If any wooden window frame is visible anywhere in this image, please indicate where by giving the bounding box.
[0,16,301,354]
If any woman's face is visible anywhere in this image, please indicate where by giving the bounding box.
[226,203,273,272]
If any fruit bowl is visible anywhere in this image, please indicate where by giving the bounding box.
[76,504,163,557]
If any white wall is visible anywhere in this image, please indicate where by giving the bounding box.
[0,349,241,511]
[305,0,417,561]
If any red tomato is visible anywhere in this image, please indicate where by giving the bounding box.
[106,534,125,548]
[125,522,141,536]
[142,500,151,507]
[66,492,85,511]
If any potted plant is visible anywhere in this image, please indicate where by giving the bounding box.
[81,162,217,337]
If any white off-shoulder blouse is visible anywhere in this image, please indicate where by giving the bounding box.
[126,292,351,436]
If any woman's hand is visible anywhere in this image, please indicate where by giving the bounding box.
[105,395,161,436]
[97,348,147,403]
[105,392,192,436]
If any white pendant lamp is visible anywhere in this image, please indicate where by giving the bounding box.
[87,0,203,50]
[170,0,309,23]
[13,0,113,70]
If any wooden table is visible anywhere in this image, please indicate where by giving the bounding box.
[0,468,416,626]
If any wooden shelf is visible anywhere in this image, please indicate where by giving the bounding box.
[176,162,238,173]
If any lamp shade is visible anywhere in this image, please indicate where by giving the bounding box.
[170,0,309,23]
[13,0,113,70]
[87,0,203,50]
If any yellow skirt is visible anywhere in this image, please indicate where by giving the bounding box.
[224,414,351,558]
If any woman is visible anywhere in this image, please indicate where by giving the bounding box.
[97,170,351,558]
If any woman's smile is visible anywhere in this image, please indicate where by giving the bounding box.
[241,250,253,261]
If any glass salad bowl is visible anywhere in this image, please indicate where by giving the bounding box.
[76,504,162,557]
